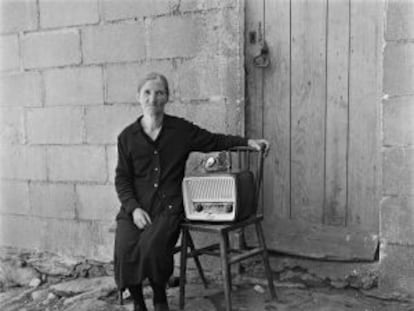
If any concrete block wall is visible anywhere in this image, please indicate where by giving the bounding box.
[380,0,414,294]
[0,0,245,261]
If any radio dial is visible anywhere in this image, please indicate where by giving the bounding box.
[195,204,203,212]
[225,204,233,213]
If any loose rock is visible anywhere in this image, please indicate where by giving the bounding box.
[62,298,127,311]
[50,276,116,298]
[29,278,42,288]
[27,252,78,277]
[0,261,40,288]
[31,288,49,301]
[254,284,265,294]
[184,297,216,311]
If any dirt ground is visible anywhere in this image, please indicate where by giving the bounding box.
[1,275,413,311]
[1,246,412,311]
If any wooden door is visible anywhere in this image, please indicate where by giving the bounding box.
[246,0,384,261]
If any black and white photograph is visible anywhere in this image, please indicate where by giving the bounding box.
[0,0,413,310]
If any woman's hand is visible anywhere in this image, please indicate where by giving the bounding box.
[248,139,270,156]
[132,208,152,229]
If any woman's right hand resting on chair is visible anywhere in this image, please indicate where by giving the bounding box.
[132,208,152,229]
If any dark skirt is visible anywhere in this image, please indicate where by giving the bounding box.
[114,197,183,289]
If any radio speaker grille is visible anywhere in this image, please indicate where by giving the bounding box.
[186,177,234,201]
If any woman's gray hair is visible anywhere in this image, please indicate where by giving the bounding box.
[137,72,169,99]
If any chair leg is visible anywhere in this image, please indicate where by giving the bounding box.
[219,232,232,311]
[187,233,208,288]
[179,228,189,310]
[118,289,124,305]
[255,222,277,300]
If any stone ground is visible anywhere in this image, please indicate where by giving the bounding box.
[1,247,413,311]
[1,272,413,311]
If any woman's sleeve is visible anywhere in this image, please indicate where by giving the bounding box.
[115,135,141,214]
[188,122,248,152]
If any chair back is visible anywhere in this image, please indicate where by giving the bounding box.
[225,146,265,215]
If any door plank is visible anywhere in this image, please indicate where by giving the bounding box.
[348,0,383,231]
[265,217,379,261]
[324,0,349,226]
[291,0,327,223]
[245,0,265,215]
[245,0,265,140]
[262,0,291,221]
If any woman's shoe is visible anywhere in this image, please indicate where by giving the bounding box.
[154,302,170,311]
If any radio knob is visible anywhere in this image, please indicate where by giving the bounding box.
[195,204,203,212]
[225,204,233,213]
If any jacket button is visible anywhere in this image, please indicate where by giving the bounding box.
[154,183,158,188]
[168,205,173,209]
[154,167,159,172]
[154,150,158,155]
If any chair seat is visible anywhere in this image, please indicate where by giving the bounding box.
[181,215,264,233]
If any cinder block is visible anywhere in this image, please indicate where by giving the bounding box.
[379,243,414,295]
[224,98,244,136]
[0,107,25,144]
[148,15,202,59]
[22,30,81,69]
[0,35,19,71]
[39,0,99,28]
[40,218,114,261]
[82,23,145,64]
[383,147,414,195]
[30,182,76,219]
[106,61,174,103]
[179,0,237,12]
[381,196,414,245]
[0,72,42,107]
[175,57,221,99]
[1,0,38,34]
[385,0,414,40]
[384,43,414,96]
[0,146,47,180]
[85,105,141,144]
[76,184,119,221]
[220,55,244,100]
[0,215,113,261]
[0,181,30,215]
[383,96,414,146]
[0,215,44,250]
[165,101,227,133]
[47,146,107,182]
[206,9,242,58]
[102,0,173,21]
[44,66,104,106]
[106,145,117,184]
[27,107,83,144]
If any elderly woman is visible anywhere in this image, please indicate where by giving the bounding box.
[114,72,269,311]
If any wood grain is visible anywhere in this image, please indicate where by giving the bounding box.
[348,0,383,231]
[245,0,265,215]
[324,0,349,226]
[290,0,327,223]
[262,0,291,223]
[245,0,265,140]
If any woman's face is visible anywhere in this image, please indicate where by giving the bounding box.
[137,79,168,116]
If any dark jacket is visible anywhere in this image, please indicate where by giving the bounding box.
[115,114,248,219]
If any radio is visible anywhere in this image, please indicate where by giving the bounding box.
[182,171,256,222]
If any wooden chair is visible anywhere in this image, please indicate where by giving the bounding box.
[178,146,277,311]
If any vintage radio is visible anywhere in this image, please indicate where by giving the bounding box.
[182,171,256,222]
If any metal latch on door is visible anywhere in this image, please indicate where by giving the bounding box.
[253,40,270,68]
